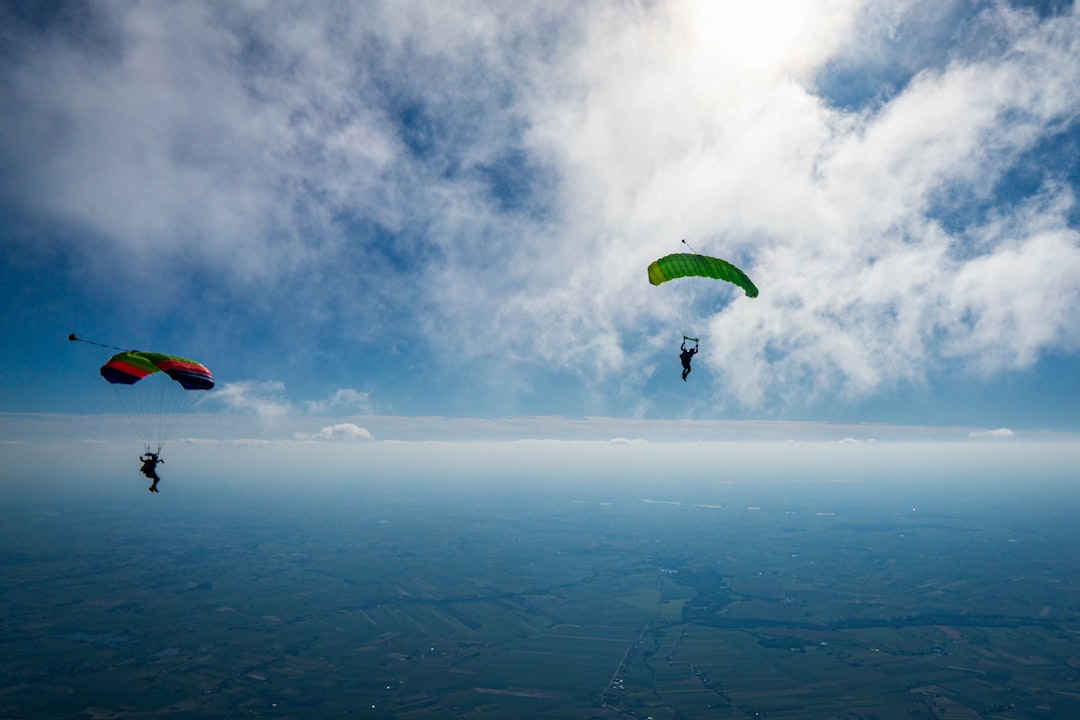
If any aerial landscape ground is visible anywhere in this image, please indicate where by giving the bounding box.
[1,472,1078,719]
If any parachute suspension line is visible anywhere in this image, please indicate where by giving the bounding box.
[113,374,176,455]
[68,333,129,352]
[676,240,698,339]
[156,373,185,452]
[111,383,146,451]
[153,374,167,453]
[678,292,693,341]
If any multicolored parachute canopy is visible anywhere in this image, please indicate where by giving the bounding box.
[100,351,214,390]
[647,253,759,298]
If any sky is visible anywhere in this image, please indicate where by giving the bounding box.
[1,0,1079,473]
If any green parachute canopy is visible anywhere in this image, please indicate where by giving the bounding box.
[647,253,758,298]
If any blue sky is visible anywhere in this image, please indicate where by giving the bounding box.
[1,0,1079,465]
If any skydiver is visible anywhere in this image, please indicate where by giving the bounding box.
[140,451,163,493]
[680,339,698,381]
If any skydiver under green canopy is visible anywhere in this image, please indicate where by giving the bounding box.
[140,451,163,493]
[680,338,698,381]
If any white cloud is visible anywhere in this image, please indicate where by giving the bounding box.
[303,389,375,416]
[294,423,374,442]
[944,195,1080,370]
[211,383,376,420]
[211,381,292,417]
[969,428,1016,438]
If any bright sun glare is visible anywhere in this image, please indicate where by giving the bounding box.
[686,0,852,77]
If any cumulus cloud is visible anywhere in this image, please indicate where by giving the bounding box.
[293,423,374,442]
[969,428,1016,438]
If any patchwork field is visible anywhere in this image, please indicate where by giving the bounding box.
[1,480,1078,718]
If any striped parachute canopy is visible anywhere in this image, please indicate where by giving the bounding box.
[100,351,214,390]
[99,351,213,452]
[647,253,758,298]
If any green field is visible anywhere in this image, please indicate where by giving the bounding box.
[1,480,1079,718]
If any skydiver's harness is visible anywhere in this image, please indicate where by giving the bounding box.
[140,453,163,477]
[680,336,698,367]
